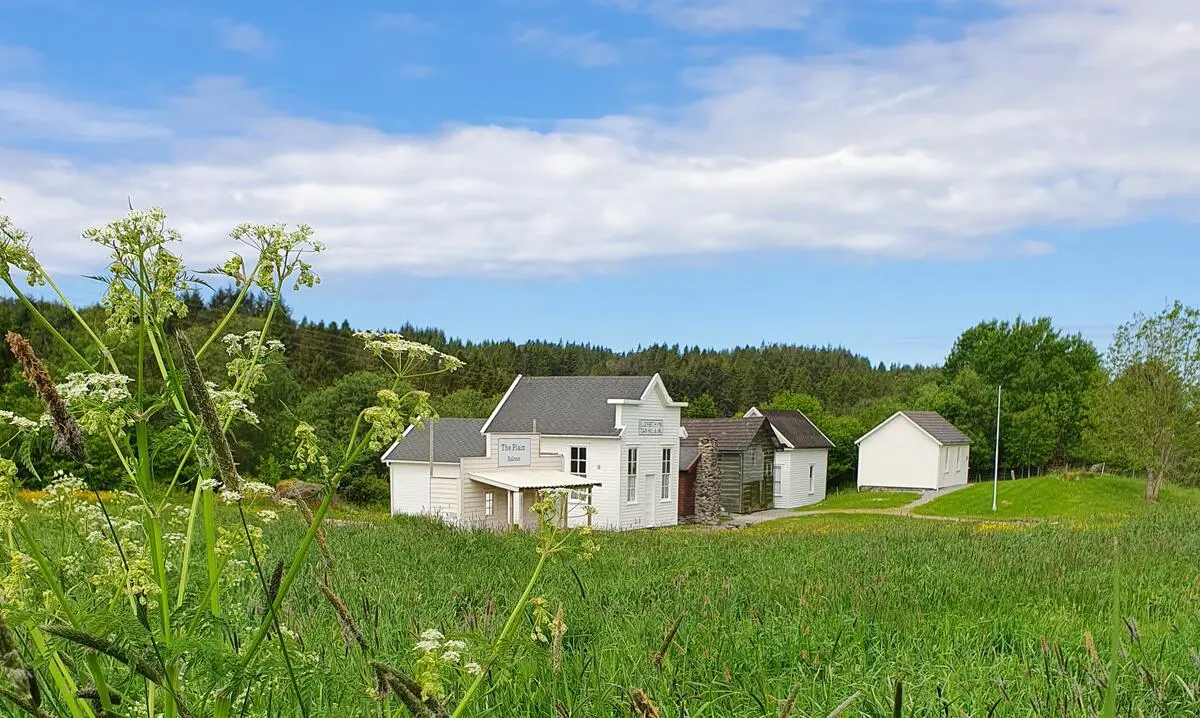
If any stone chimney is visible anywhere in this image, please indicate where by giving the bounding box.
[694,437,722,526]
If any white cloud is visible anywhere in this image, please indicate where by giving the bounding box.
[514,26,621,67]
[214,20,274,58]
[2,0,1200,278]
[603,0,816,31]
[0,88,169,142]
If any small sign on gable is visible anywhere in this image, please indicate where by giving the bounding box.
[638,419,663,436]
[498,438,532,467]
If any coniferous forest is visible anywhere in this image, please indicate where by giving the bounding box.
[2,291,1196,502]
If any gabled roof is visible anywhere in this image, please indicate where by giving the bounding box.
[747,408,835,449]
[856,411,971,447]
[482,375,656,437]
[381,418,487,463]
[679,416,778,470]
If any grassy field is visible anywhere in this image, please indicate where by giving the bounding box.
[914,474,1200,520]
[801,489,920,511]
[234,503,1200,716]
[11,488,1200,716]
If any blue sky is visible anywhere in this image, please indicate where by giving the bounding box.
[1,0,1198,365]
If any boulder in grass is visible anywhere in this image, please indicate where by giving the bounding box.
[271,479,325,504]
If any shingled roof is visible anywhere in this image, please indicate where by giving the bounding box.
[901,411,971,445]
[679,416,777,470]
[753,409,835,449]
[381,418,487,463]
[483,376,655,436]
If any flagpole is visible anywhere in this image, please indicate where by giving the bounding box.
[992,385,1001,513]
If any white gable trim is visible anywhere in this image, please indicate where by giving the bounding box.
[480,374,522,435]
[796,410,837,448]
[767,424,794,449]
[855,411,945,447]
[746,406,836,450]
[643,373,688,408]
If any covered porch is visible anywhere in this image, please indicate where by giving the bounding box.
[467,469,600,531]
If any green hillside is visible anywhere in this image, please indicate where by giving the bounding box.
[914,474,1200,520]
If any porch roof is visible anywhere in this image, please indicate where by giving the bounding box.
[466,469,602,492]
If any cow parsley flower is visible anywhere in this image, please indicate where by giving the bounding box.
[0,212,43,286]
[57,372,134,434]
[0,410,41,432]
[355,331,465,372]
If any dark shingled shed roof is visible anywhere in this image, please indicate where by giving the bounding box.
[901,411,971,445]
[382,418,487,463]
[679,416,777,470]
[755,409,835,449]
[485,376,654,436]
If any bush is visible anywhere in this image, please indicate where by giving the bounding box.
[340,471,389,505]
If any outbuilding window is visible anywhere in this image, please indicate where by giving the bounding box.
[808,465,815,494]
[570,446,588,476]
[773,465,782,496]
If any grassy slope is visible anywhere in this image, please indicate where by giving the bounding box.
[801,489,920,511]
[914,474,1200,520]
[266,507,1200,715]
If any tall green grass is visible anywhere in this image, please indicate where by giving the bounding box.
[164,506,1198,716]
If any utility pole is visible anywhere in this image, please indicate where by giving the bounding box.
[992,385,1001,513]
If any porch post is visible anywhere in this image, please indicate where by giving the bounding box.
[587,487,593,529]
[510,490,521,529]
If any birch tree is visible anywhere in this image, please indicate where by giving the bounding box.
[1087,301,1200,501]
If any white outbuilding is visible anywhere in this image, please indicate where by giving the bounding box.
[743,407,834,509]
[855,411,971,491]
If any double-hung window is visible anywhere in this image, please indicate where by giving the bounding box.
[773,465,782,496]
[626,448,638,503]
[660,448,672,501]
[570,446,588,477]
[808,464,815,494]
[484,492,494,516]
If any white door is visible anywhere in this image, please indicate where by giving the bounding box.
[644,472,658,526]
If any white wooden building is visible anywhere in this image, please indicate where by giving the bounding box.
[744,407,834,508]
[382,374,686,531]
[855,411,971,491]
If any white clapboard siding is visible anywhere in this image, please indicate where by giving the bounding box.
[539,437,622,530]
[936,444,970,489]
[857,417,941,490]
[612,382,682,529]
[781,449,828,508]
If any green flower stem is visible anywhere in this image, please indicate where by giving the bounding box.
[203,489,220,615]
[2,277,93,371]
[174,473,207,609]
[196,258,265,359]
[451,551,550,718]
[38,270,119,374]
[27,628,90,718]
[238,486,334,667]
[15,521,114,711]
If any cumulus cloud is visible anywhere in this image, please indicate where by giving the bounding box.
[214,20,274,58]
[514,26,622,67]
[1,0,1199,277]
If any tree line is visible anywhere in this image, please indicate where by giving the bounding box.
[3,293,1196,502]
